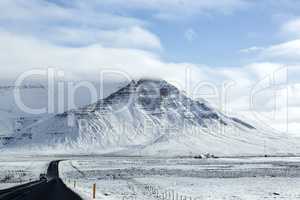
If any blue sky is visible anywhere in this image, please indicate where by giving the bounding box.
[1,0,300,135]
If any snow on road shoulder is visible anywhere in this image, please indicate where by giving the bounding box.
[59,160,155,200]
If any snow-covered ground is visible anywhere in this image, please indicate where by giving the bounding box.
[137,177,300,200]
[59,156,300,200]
[0,156,49,189]
[1,155,300,200]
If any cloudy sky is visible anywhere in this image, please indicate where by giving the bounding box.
[1,0,300,135]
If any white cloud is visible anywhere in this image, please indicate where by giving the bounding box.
[0,31,186,81]
[281,17,300,37]
[245,62,284,79]
[99,26,162,50]
[240,40,300,62]
[260,39,300,60]
[47,26,162,50]
[0,0,143,28]
[239,46,265,54]
[0,0,160,50]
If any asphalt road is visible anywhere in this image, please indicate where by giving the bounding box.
[0,160,83,200]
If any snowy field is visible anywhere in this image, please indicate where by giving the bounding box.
[58,156,300,200]
[0,156,49,189]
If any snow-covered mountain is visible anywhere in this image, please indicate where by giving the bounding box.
[1,79,300,156]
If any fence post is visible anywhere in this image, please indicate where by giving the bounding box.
[74,180,76,188]
[92,183,96,199]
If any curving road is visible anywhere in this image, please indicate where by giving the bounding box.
[0,160,83,200]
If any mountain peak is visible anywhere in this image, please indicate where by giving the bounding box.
[135,78,168,85]
[103,78,180,102]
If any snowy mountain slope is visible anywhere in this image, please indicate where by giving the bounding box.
[0,80,129,137]
[0,84,47,137]
[2,79,300,156]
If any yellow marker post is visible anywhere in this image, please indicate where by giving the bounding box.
[92,183,96,199]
